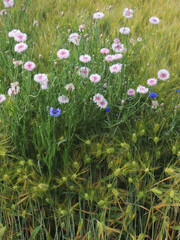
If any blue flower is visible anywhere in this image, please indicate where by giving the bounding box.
[49,107,61,117]
[149,92,158,98]
[105,107,110,112]
[177,89,180,93]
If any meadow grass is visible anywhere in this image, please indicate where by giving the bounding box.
[0,0,180,239]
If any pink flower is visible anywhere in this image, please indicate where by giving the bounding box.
[8,29,19,38]
[89,74,101,83]
[68,33,81,45]
[123,8,133,18]
[136,85,149,94]
[93,93,103,103]
[58,95,69,104]
[14,43,28,53]
[127,88,135,96]
[152,101,159,109]
[14,31,27,42]
[105,55,115,62]
[3,0,14,8]
[114,38,120,44]
[93,12,104,20]
[24,61,36,71]
[0,94,6,103]
[97,98,108,109]
[13,60,23,67]
[100,48,109,54]
[8,82,20,96]
[79,54,91,63]
[34,73,48,83]
[113,54,123,60]
[119,27,131,35]
[112,43,124,53]
[79,24,85,32]
[109,63,122,73]
[78,67,90,78]
[147,78,157,86]
[157,69,170,81]
[65,83,75,91]
[149,17,160,25]
[34,74,48,90]
[57,49,70,59]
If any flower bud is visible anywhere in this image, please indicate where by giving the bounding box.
[153,124,159,134]
[132,133,137,143]
[154,137,159,144]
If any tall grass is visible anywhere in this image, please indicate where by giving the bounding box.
[0,0,180,239]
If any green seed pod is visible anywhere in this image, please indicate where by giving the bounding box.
[153,123,159,134]
[154,137,159,144]
[132,133,137,143]
[84,193,89,201]
[106,148,115,154]
[73,161,79,169]
[140,129,145,136]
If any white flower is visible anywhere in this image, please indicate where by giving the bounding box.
[65,83,75,91]
[119,27,131,35]
[0,94,6,103]
[109,63,122,73]
[79,54,91,63]
[78,67,90,78]
[58,95,69,104]
[8,82,20,96]
[97,98,108,109]
[68,33,81,45]
[89,74,101,83]
[137,37,142,42]
[93,12,104,20]
[157,69,170,81]
[8,29,19,38]
[79,24,85,32]
[149,16,160,24]
[57,49,70,59]
[13,60,23,67]
[123,8,133,18]
[112,43,124,53]
[3,0,14,8]
[136,85,149,94]
[14,31,27,42]
[93,93,103,103]
[14,43,28,53]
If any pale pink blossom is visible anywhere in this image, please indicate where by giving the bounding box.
[65,83,75,91]
[3,0,14,8]
[79,24,85,32]
[14,43,28,53]
[34,73,48,87]
[8,29,19,38]
[58,95,69,104]
[123,8,133,18]
[78,67,90,78]
[97,98,108,109]
[109,63,122,73]
[0,9,7,15]
[136,85,149,94]
[79,54,91,63]
[14,31,27,42]
[157,69,170,81]
[33,20,39,26]
[13,60,23,67]
[147,78,157,86]
[93,93,103,103]
[8,82,20,96]
[89,74,101,83]
[68,33,81,45]
[137,37,142,42]
[24,61,36,71]
[127,88,135,96]
[100,48,109,54]
[0,94,6,103]
[149,17,160,25]
[105,55,114,62]
[57,49,70,59]
[119,27,131,35]
[93,12,104,20]
[114,38,120,44]
[113,54,123,60]
[152,101,159,109]
[112,43,124,53]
